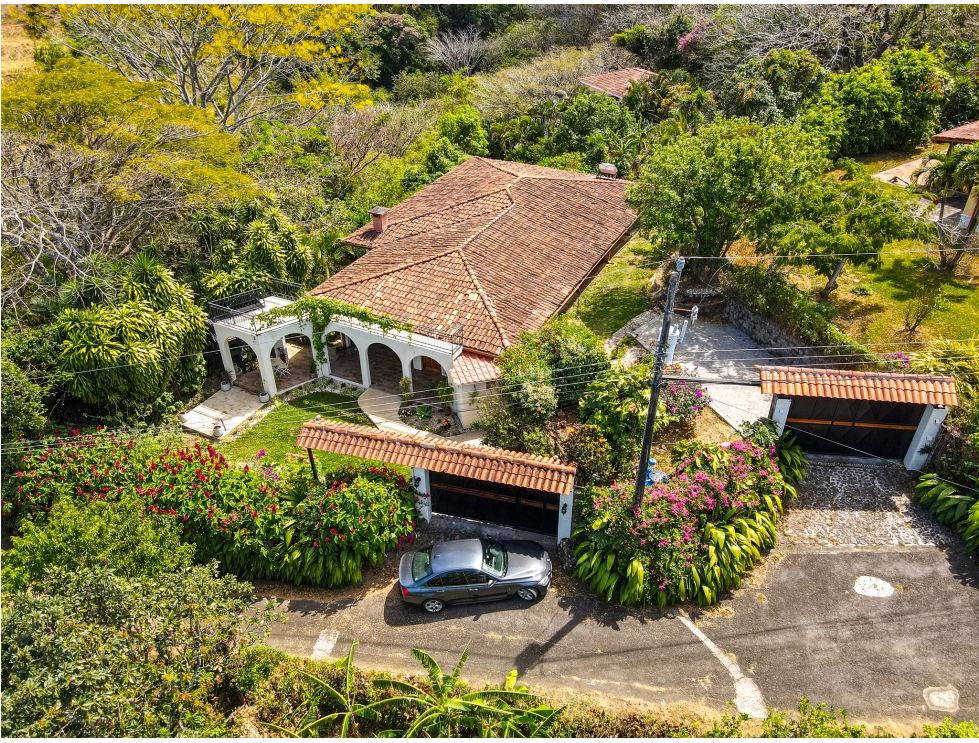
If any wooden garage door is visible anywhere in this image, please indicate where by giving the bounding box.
[785,397,924,459]
[429,471,559,534]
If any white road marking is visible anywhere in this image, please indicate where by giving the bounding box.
[923,685,959,713]
[675,610,768,719]
[310,628,339,660]
[853,576,894,597]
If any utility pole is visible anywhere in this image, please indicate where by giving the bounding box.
[633,257,686,507]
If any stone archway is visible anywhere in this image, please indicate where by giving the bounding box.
[409,355,449,404]
[326,331,363,385]
[367,343,406,394]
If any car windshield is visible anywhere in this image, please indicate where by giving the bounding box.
[411,549,432,581]
[482,540,506,577]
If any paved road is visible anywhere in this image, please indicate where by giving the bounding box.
[257,541,978,725]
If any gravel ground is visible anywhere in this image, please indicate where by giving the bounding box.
[783,457,958,548]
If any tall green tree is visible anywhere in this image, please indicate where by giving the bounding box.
[1,564,267,737]
[628,118,829,266]
[761,166,925,296]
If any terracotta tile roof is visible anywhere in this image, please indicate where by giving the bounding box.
[757,366,958,407]
[580,67,655,99]
[933,120,979,145]
[447,352,500,386]
[297,421,577,495]
[311,157,637,356]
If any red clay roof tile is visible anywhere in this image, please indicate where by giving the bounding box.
[311,157,637,356]
[296,421,577,495]
[579,67,655,99]
[932,120,979,145]
[757,365,958,407]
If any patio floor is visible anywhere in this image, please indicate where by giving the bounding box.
[179,387,264,439]
[235,342,317,395]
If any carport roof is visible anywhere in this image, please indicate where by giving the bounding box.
[932,119,979,145]
[297,421,577,495]
[757,365,958,407]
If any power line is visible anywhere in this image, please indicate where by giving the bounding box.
[6,351,978,456]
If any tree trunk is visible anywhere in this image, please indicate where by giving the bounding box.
[821,258,847,298]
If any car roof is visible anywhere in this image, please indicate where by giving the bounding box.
[430,539,484,574]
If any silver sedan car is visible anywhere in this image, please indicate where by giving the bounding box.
[398,538,552,613]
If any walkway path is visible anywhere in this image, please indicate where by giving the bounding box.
[180,387,264,439]
[357,387,429,436]
[612,313,777,430]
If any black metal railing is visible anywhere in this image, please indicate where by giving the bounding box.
[207,279,303,323]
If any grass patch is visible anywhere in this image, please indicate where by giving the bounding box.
[786,241,979,345]
[218,391,400,472]
[573,237,659,338]
[851,145,930,175]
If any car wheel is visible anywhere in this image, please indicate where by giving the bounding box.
[516,587,539,602]
[423,598,445,613]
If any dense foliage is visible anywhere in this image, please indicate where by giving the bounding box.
[4,435,416,589]
[573,437,788,607]
[915,473,979,554]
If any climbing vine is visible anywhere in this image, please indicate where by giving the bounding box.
[257,296,411,365]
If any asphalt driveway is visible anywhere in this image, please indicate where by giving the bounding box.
[256,462,979,724]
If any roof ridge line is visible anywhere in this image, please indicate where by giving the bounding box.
[305,420,576,471]
[315,246,466,292]
[456,240,512,350]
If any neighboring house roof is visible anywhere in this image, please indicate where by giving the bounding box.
[296,420,577,495]
[757,366,958,407]
[311,157,637,356]
[932,120,979,145]
[447,352,500,386]
[579,67,655,99]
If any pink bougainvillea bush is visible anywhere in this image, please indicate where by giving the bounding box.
[573,438,787,607]
[3,435,415,589]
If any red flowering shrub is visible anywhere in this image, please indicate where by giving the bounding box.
[574,438,786,607]
[138,442,284,578]
[2,432,165,525]
[5,438,417,589]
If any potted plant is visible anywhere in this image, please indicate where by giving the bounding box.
[259,390,271,403]
[220,371,232,392]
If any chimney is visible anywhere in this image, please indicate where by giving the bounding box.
[598,162,618,180]
[369,206,390,233]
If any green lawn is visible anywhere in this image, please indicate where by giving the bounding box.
[573,237,660,338]
[851,144,931,175]
[218,391,398,472]
[787,242,979,345]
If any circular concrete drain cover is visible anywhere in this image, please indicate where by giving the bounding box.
[853,576,894,597]
[923,685,959,713]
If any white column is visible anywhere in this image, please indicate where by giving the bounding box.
[412,357,423,371]
[412,467,432,521]
[401,356,414,392]
[453,382,485,429]
[903,405,949,471]
[359,350,371,388]
[218,338,237,382]
[255,340,279,398]
[557,488,574,543]
[771,396,792,435]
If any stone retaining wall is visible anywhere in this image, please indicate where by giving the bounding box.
[725,299,815,361]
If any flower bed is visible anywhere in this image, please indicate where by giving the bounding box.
[4,436,417,589]
[573,438,787,607]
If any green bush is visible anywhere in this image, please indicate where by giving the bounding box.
[559,424,615,485]
[573,439,786,607]
[1,495,193,593]
[5,436,419,589]
[915,473,979,553]
[921,717,979,738]
[278,466,416,587]
[1,563,263,737]
[578,364,653,458]
[534,314,611,406]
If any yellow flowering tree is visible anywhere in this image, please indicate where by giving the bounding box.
[60,4,374,130]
